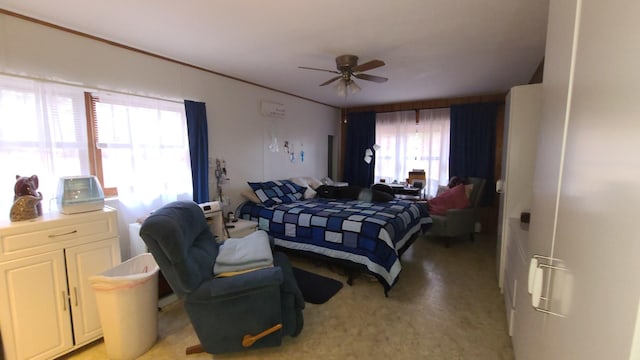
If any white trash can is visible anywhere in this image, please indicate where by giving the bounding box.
[89,253,160,360]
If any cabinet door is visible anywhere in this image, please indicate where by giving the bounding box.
[539,0,640,358]
[65,238,120,345]
[512,1,581,359]
[0,251,72,360]
[497,84,542,289]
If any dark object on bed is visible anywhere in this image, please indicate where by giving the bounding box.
[371,183,394,196]
[238,197,431,296]
[140,201,304,355]
[291,267,343,304]
[316,184,394,202]
[357,188,394,202]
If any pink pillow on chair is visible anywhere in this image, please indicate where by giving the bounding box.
[428,184,470,215]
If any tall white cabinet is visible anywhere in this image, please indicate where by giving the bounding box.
[496,84,542,336]
[509,0,640,359]
[497,83,542,287]
[0,208,121,360]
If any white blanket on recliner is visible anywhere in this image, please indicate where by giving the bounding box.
[213,230,273,275]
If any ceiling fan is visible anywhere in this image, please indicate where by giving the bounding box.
[298,55,388,89]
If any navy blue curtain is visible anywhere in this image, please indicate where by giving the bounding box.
[184,100,209,203]
[449,103,498,206]
[343,112,376,188]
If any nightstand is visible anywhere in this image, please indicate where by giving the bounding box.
[225,218,258,239]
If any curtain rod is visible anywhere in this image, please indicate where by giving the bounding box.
[374,107,448,115]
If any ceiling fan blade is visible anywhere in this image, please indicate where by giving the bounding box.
[298,66,340,74]
[319,76,342,86]
[352,59,385,73]
[354,73,388,83]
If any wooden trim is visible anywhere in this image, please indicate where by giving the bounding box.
[84,93,99,177]
[344,93,506,114]
[0,8,336,109]
[84,92,118,197]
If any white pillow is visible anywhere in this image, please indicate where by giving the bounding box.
[303,187,317,199]
[289,177,317,199]
[241,189,262,204]
[289,177,306,187]
[303,176,323,190]
[320,176,335,185]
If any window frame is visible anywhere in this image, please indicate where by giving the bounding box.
[84,92,117,196]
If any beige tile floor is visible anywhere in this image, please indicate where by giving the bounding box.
[64,233,514,360]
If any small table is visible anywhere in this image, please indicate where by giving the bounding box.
[226,218,258,238]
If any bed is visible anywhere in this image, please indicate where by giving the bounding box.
[237,195,432,296]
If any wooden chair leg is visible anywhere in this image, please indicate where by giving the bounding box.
[242,324,283,348]
[186,344,204,355]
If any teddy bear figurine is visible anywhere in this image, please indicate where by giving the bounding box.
[10,194,43,222]
[10,174,43,221]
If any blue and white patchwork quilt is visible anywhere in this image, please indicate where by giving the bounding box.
[237,198,432,291]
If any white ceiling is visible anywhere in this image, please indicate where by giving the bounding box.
[0,0,549,108]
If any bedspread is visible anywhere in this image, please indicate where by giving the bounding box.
[237,198,431,293]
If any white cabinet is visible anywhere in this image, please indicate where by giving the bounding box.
[0,251,72,360]
[0,208,121,360]
[65,239,121,344]
[512,0,640,359]
[497,84,542,290]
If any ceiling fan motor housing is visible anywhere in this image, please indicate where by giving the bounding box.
[335,55,359,72]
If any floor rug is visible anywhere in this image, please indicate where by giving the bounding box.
[292,267,343,304]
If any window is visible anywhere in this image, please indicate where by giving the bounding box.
[0,74,193,217]
[374,108,450,197]
[86,92,193,208]
[0,75,88,213]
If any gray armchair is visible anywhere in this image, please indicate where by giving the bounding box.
[428,177,486,247]
[139,201,304,355]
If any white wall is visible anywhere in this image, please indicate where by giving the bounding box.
[0,14,340,258]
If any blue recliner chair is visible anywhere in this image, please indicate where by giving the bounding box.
[139,201,304,355]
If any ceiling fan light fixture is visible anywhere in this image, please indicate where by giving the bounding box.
[348,79,361,95]
[335,78,361,97]
[336,79,347,97]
